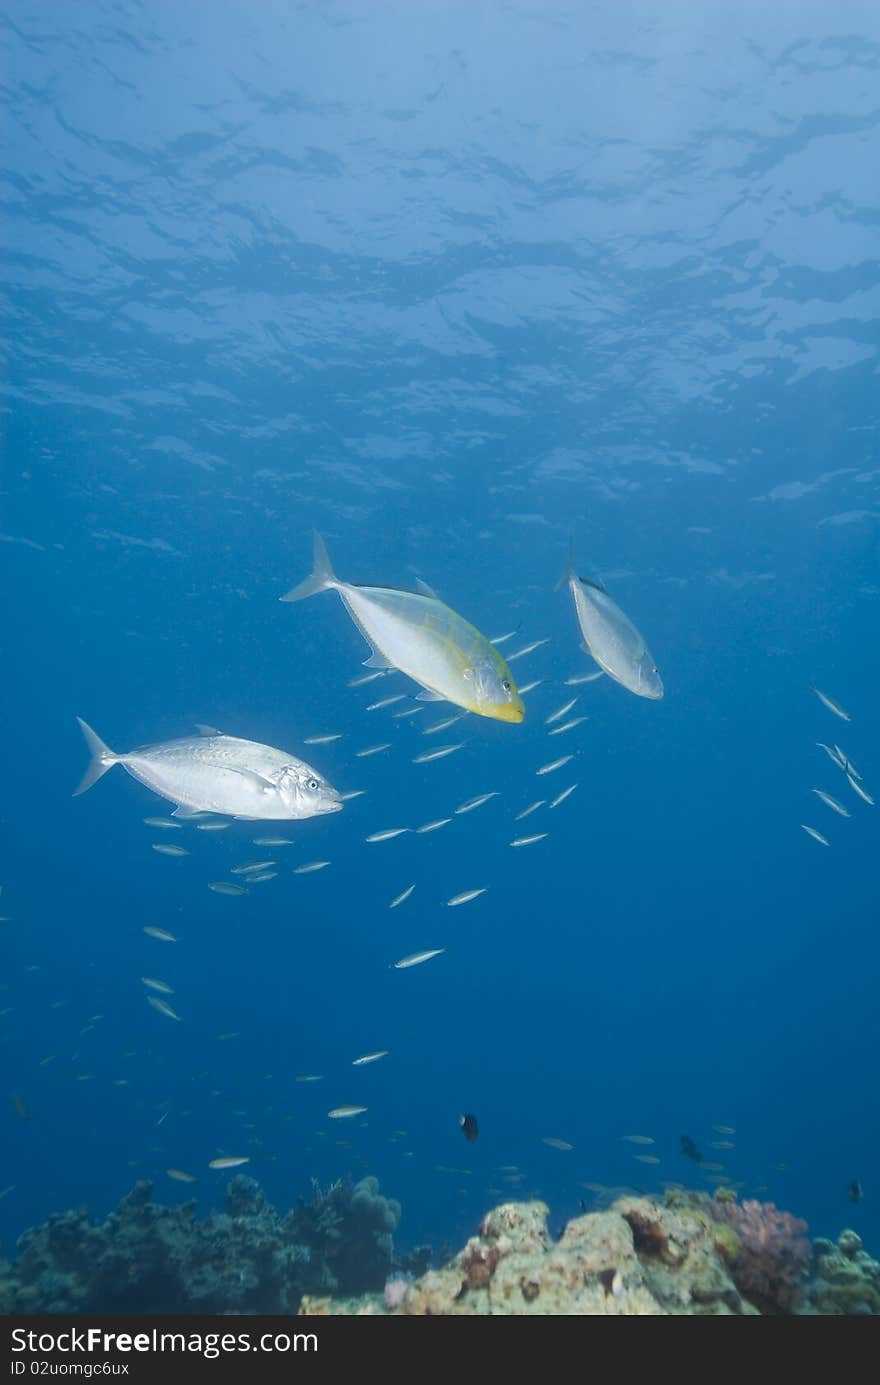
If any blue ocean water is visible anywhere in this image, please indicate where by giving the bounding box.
[2,0,879,1286]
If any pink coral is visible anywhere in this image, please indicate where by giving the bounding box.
[383,1274,412,1310]
[712,1199,809,1314]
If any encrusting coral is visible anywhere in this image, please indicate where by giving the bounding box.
[808,1229,880,1315]
[0,1174,400,1315]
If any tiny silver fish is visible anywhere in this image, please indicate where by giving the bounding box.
[507,639,550,662]
[546,697,578,725]
[454,793,497,815]
[509,833,548,847]
[416,818,452,833]
[365,828,410,842]
[536,755,573,775]
[412,744,463,764]
[812,687,850,721]
[811,788,850,817]
[355,744,392,758]
[393,949,445,969]
[801,824,830,846]
[515,800,545,820]
[549,783,578,809]
[447,888,486,907]
[389,885,415,909]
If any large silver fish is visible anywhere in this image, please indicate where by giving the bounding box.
[281,533,524,723]
[73,720,342,820]
[557,548,663,700]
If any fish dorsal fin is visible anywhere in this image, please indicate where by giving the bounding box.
[172,804,202,818]
[195,723,224,737]
[362,649,395,669]
[580,575,609,596]
[415,688,446,702]
[415,578,440,600]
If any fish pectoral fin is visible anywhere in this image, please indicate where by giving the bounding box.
[415,688,446,702]
[415,577,440,600]
[362,649,395,669]
[172,805,202,819]
[195,723,224,737]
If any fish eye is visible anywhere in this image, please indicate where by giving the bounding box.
[307,778,319,791]
[502,678,511,692]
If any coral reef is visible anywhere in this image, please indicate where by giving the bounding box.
[709,1197,810,1314]
[808,1229,880,1315]
[0,1174,400,1315]
[301,1195,759,1315]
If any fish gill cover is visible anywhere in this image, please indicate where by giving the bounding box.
[0,0,879,1316]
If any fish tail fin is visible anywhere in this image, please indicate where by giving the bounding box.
[73,717,120,796]
[554,539,574,591]
[279,530,338,602]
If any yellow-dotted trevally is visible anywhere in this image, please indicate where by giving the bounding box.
[73,720,342,821]
[281,533,524,723]
[557,547,663,700]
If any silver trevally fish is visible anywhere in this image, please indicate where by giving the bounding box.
[281,532,524,723]
[557,548,663,700]
[73,720,342,820]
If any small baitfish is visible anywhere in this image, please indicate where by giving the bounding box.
[557,546,663,699]
[73,720,342,821]
[281,532,524,723]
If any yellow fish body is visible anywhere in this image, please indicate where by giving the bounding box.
[281,533,524,723]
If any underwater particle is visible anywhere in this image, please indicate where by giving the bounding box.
[151,843,189,857]
[328,1105,367,1119]
[621,1135,655,1145]
[800,824,830,846]
[294,860,331,874]
[811,788,850,817]
[812,686,851,721]
[208,882,248,896]
[355,744,392,758]
[564,670,604,685]
[848,775,874,805]
[367,694,406,711]
[166,1169,197,1182]
[252,836,293,846]
[548,718,588,736]
[348,670,388,687]
[281,532,523,723]
[455,792,497,814]
[231,860,277,875]
[393,948,445,969]
[509,833,547,847]
[416,818,452,833]
[412,744,464,764]
[460,1113,479,1143]
[546,696,579,725]
[680,1135,703,1162]
[549,784,578,809]
[143,817,182,830]
[147,996,181,1022]
[304,733,343,744]
[195,821,230,831]
[447,888,486,907]
[849,1179,863,1203]
[490,630,517,645]
[536,755,573,776]
[365,828,410,842]
[515,800,545,820]
[816,741,847,769]
[352,1051,388,1066]
[208,1156,250,1169]
[245,870,277,883]
[141,977,174,995]
[295,1074,323,1082]
[389,885,415,909]
[423,715,464,735]
[542,1137,574,1151]
[507,639,550,661]
[143,927,176,942]
[558,550,663,699]
[634,1154,661,1165]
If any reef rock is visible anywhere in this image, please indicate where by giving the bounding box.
[301,1195,757,1315]
[0,1174,400,1315]
[808,1229,880,1315]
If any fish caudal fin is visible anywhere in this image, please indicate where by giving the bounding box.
[73,718,120,796]
[279,530,338,603]
[554,540,574,592]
